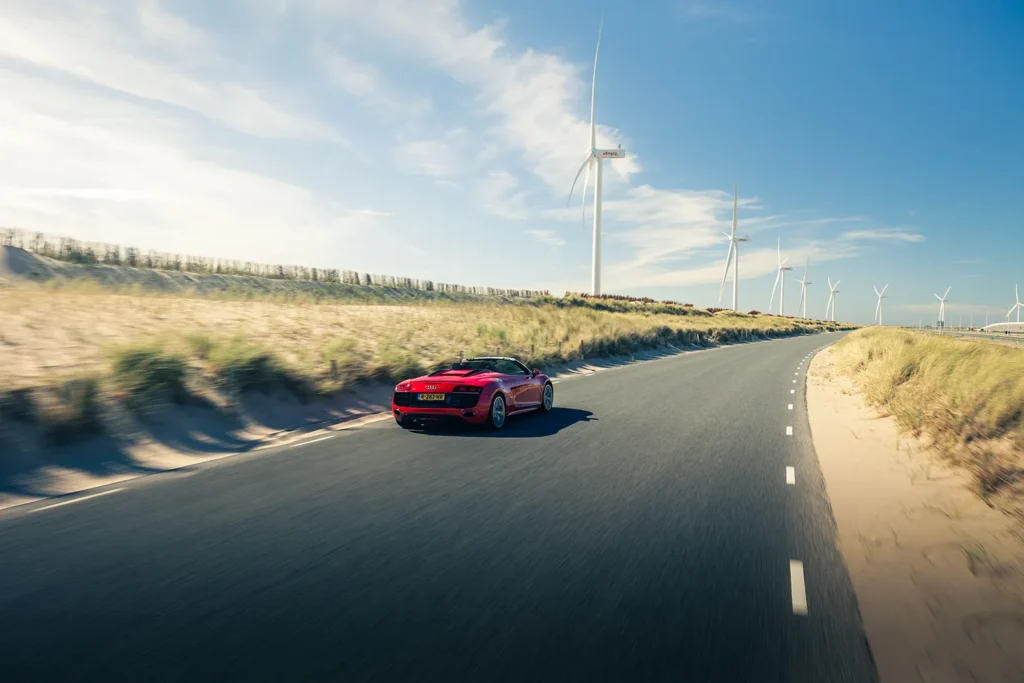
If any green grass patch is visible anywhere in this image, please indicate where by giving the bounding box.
[109,344,188,408]
[207,338,305,395]
[38,377,103,445]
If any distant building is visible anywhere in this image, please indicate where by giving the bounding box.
[982,322,1024,333]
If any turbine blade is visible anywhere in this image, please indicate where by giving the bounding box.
[934,293,942,301]
[718,241,736,304]
[834,280,840,288]
[1017,284,1020,304]
[803,255,809,279]
[874,286,880,297]
[769,270,781,313]
[875,299,881,320]
[589,18,603,151]
[881,284,888,295]
[944,286,952,299]
[828,276,833,289]
[567,153,591,206]
[731,183,738,238]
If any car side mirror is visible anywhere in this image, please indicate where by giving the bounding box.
[531,368,540,377]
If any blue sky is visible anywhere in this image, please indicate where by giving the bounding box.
[1,0,1022,324]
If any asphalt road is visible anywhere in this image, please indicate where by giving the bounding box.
[0,331,878,682]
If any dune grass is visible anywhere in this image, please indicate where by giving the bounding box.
[0,282,852,445]
[831,327,1024,503]
[109,345,188,409]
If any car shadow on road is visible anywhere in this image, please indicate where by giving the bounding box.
[407,407,596,438]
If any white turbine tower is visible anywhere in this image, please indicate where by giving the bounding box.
[934,286,951,327]
[796,256,812,319]
[568,21,626,296]
[825,277,840,322]
[769,239,793,316]
[873,284,889,325]
[718,183,748,311]
[1007,285,1022,323]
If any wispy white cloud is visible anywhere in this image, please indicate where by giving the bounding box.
[313,42,432,120]
[526,230,566,248]
[478,171,531,220]
[0,66,386,267]
[0,2,341,141]
[0,0,918,299]
[395,134,464,178]
[840,229,925,243]
[305,0,641,194]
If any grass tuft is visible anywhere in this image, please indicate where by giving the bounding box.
[207,338,305,395]
[109,344,188,408]
[38,377,103,445]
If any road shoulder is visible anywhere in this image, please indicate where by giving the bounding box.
[807,347,1024,682]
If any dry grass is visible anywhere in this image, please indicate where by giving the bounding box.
[0,282,850,445]
[832,327,1024,509]
[1,282,847,392]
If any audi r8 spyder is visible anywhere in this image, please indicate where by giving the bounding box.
[392,357,553,430]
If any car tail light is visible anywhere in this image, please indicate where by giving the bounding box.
[453,385,481,393]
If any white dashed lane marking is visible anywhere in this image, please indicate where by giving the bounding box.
[786,426,793,436]
[790,560,808,615]
[788,404,793,410]
[786,466,796,485]
[292,435,333,448]
[28,488,124,514]
[792,379,797,383]
[790,389,795,394]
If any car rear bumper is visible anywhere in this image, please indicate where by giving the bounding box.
[392,405,488,427]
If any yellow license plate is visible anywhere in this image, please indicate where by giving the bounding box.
[418,393,446,401]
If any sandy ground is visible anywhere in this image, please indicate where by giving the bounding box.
[808,347,1024,682]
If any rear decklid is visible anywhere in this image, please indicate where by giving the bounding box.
[404,369,492,392]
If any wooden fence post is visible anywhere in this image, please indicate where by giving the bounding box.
[330,360,338,381]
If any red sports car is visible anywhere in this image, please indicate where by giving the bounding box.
[392,357,554,430]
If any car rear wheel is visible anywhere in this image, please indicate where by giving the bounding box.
[541,383,554,412]
[487,394,506,430]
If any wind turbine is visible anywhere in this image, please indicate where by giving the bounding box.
[934,286,951,327]
[718,183,748,311]
[568,21,627,296]
[825,277,840,322]
[796,256,812,319]
[769,239,793,316]
[873,284,889,325]
[1007,285,1022,323]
